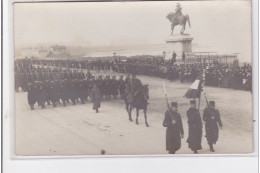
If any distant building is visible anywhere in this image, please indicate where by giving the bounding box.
[19,44,71,59]
[46,45,71,58]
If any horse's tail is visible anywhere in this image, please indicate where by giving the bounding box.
[186,15,191,28]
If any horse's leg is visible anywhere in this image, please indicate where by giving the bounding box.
[136,109,139,125]
[144,108,149,127]
[171,23,175,35]
[126,102,129,112]
[126,103,132,121]
[180,21,186,34]
[180,26,184,34]
[129,104,133,122]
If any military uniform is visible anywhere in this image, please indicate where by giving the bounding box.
[90,85,102,113]
[186,106,202,153]
[27,83,37,110]
[203,102,222,152]
[163,107,184,154]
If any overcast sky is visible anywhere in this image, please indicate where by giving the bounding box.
[14,1,252,62]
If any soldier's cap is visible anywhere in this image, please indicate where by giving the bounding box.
[190,100,196,104]
[209,101,215,106]
[171,102,178,107]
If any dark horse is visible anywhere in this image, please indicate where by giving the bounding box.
[125,85,149,127]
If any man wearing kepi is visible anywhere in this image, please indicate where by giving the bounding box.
[186,100,202,154]
[203,101,223,152]
[163,102,184,154]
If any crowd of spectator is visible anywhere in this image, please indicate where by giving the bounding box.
[15,56,252,92]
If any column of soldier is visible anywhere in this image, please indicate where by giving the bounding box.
[15,60,129,110]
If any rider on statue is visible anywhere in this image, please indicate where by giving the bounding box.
[175,3,182,21]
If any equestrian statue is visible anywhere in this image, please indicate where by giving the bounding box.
[166,3,191,35]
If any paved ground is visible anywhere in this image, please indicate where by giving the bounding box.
[15,73,253,156]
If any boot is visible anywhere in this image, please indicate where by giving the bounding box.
[209,144,215,152]
[194,150,198,154]
[96,109,99,113]
[169,151,175,154]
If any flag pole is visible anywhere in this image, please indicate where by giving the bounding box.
[198,69,206,110]
[163,81,175,122]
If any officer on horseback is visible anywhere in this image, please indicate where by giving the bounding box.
[126,73,143,101]
[125,73,150,127]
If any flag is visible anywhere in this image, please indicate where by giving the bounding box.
[184,79,202,99]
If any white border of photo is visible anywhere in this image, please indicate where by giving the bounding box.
[2,0,259,172]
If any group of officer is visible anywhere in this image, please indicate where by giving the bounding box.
[163,100,222,154]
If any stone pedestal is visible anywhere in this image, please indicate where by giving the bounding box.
[165,34,193,60]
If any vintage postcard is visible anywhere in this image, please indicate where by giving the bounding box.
[13,1,253,156]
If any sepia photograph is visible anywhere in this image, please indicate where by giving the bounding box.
[13,1,253,156]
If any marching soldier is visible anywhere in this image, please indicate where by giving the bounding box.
[186,100,202,154]
[104,75,112,100]
[60,79,68,106]
[163,102,184,154]
[69,79,77,105]
[49,80,57,107]
[37,81,47,109]
[90,83,102,113]
[27,82,37,110]
[78,80,86,104]
[203,101,223,152]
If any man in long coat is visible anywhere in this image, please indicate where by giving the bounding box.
[27,82,37,110]
[203,101,223,152]
[90,83,102,113]
[163,102,184,154]
[186,100,202,154]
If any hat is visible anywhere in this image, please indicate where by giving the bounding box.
[171,102,178,107]
[209,101,215,106]
[190,100,196,104]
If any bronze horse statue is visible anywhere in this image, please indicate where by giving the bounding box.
[166,13,191,35]
[124,85,149,127]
